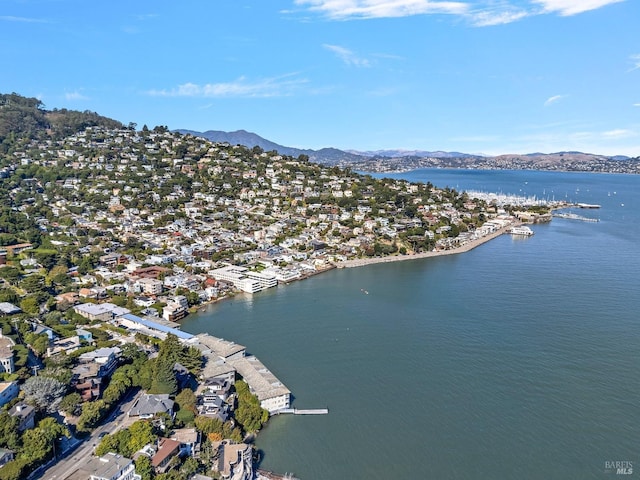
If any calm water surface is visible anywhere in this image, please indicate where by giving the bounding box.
[182,170,640,479]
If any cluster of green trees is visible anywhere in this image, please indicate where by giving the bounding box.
[0,405,70,480]
[0,93,122,153]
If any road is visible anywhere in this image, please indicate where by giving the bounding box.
[37,388,142,480]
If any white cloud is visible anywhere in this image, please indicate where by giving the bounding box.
[629,54,640,72]
[633,103,640,107]
[292,0,624,25]
[544,94,565,106]
[294,0,469,19]
[65,91,89,101]
[532,0,624,16]
[147,74,308,98]
[323,44,371,67]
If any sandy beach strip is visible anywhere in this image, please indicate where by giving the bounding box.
[336,225,513,269]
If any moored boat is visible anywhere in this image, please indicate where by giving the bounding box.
[508,225,534,236]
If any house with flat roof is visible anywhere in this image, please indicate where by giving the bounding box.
[73,302,130,322]
[119,313,193,341]
[86,452,140,480]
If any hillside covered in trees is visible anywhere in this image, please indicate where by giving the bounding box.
[0,93,122,153]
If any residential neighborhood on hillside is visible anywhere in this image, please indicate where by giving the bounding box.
[0,109,555,480]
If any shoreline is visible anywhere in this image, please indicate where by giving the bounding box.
[336,224,514,269]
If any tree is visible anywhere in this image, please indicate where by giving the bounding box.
[135,454,153,480]
[19,295,40,315]
[0,412,20,450]
[21,375,67,413]
[59,392,82,416]
[234,380,268,433]
[24,332,49,357]
[19,274,46,293]
[0,288,19,304]
[175,388,197,426]
[0,267,21,285]
[150,356,178,395]
[20,418,69,465]
[127,420,155,454]
[0,458,29,480]
[180,456,200,478]
[76,399,107,432]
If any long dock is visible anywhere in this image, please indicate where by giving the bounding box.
[272,408,329,415]
[552,212,599,222]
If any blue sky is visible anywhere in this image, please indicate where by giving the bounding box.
[1,0,638,156]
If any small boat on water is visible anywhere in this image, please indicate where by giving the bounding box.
[508,226,534,236]
[577,203,601,209]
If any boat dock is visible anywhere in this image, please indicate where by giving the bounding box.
[272,408,329,415]
[553,212,600,222]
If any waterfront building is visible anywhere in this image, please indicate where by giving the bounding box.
[210,265,277,293]
[195,334,291,414]
[229,355,291,413]
[119,313,193,341]
[211,441,254,480]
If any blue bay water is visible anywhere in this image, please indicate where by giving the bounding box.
[182,170,640,479]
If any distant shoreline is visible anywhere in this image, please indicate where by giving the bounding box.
[336,225,513,269]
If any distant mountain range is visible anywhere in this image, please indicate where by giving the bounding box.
[176,129,365,165]
[176,128,638,173]
[346,149,479,159]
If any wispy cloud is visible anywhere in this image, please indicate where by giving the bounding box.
[602,128,635,139]
[323,44,371,67]
[65,91,89,101]
[629,54,640,72]
[292,0,624,26]
[293,0,469,20]
[366,86,400,96]
[532,0,625,16]
[470,7,529,26]
[135,13,159,20]
[147,74,308,98]
[544,94,566,106]
[0,15,48,23]
[633,103,640,107]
